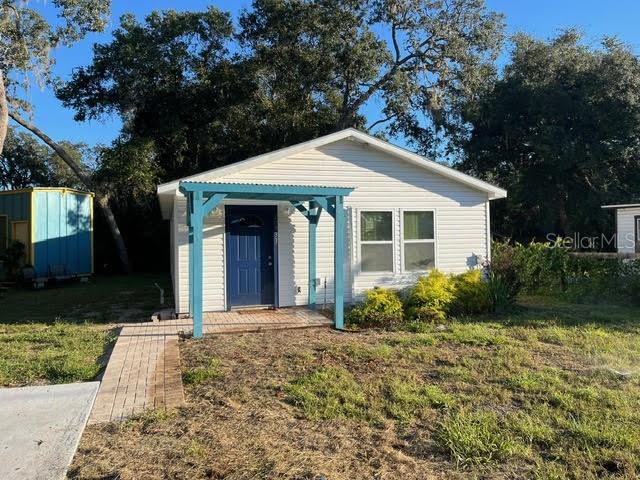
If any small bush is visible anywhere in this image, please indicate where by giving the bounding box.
[450,270,491,315]
[405,270,456,322]
[486,270,517,312]
[488,242,523,304]
[347,287,403,328]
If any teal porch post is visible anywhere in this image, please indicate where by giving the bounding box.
[333,195,345,329]
[187,191,227,339]
[191,191,204,338]
[188,204,194,316]
[308,200,320,308]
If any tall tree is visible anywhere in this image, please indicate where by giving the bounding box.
[1,0,133,271]
[0,0,110,154]
[57,1,504,268]
[239,0,504,156]
[0,126,88,189]
[59,1,505,172]
[0,127,52,188]
[459,31,640,241]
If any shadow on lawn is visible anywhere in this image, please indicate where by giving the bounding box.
[460,295,640,333]
[0,273,172,325]
[92,326,122,382]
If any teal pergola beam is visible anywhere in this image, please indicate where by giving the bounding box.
[180,181,353,198]
[179,181,353,337]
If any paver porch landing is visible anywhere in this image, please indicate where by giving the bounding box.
[89,308,331,424]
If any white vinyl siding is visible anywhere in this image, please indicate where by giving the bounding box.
[172,139,489,312]
[616,208,640,253]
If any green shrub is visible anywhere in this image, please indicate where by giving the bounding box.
[489,242,524,303]
[565,256,640,303]
[405,270,456,322]
[492,240,640,305]
[347,287,403,328]
[486,270,516,312]
[450,270,491,315]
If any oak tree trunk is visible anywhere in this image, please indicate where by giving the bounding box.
[9,111,133,273]
[0,71,8,157]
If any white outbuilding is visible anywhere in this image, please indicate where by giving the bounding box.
[157,128,507,336]
[601,203,640,254]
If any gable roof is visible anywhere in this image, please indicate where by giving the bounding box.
[602,203,640,210]
[157,128,507,217]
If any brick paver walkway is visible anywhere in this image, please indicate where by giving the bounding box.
[89,308,331,424]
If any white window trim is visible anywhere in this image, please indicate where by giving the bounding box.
[400,208,438,273]
[358,208,396,274]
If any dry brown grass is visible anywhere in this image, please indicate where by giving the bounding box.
[70,329,474,480]
[69,299,640,479]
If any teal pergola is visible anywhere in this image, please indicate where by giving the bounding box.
[178,181,354,338]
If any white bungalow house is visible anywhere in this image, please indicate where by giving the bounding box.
[157,128,507,336]
[601,203,640,254]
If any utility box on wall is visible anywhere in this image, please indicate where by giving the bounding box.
[0,187,93,281]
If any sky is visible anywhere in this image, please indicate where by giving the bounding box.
[20,0,640,149]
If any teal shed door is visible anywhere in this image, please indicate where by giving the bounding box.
[33,190,92,276]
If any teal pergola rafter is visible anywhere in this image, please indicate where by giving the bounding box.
[179,181,354,338]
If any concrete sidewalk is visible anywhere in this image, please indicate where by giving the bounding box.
[0,382,99,480]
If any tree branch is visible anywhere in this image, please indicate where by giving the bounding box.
[338,31,439,128]
[9,110,132,273]
[367,114,396,131]
[391,21,401,62]
[9,110,93,186]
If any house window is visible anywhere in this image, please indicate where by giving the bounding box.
[0,216,6,255]
[360,211,393,272]
[403,211,435,271]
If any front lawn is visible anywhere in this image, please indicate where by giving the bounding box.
[70,297,640,479]
[0,274,170,386]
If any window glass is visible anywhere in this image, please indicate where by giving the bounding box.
[362,244,393,272]
[404,211,434,240]
[231,215,264,228]
[360,211,394,272]
[404,243,435,271]
[361,212,392,241]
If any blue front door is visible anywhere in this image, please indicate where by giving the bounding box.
[225,205,276,308]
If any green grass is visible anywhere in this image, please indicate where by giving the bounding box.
[284,298,640,477]
[0,274,171,386]
[437,410,528,466]
[284,366,370,420]
[182,359,223,385]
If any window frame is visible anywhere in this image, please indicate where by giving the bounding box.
[400,208,438,273]
[0,215,7,252]
[358,208,396,274]
[10,220,31,263]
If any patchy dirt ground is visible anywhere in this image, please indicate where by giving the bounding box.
[69,300,640,479]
